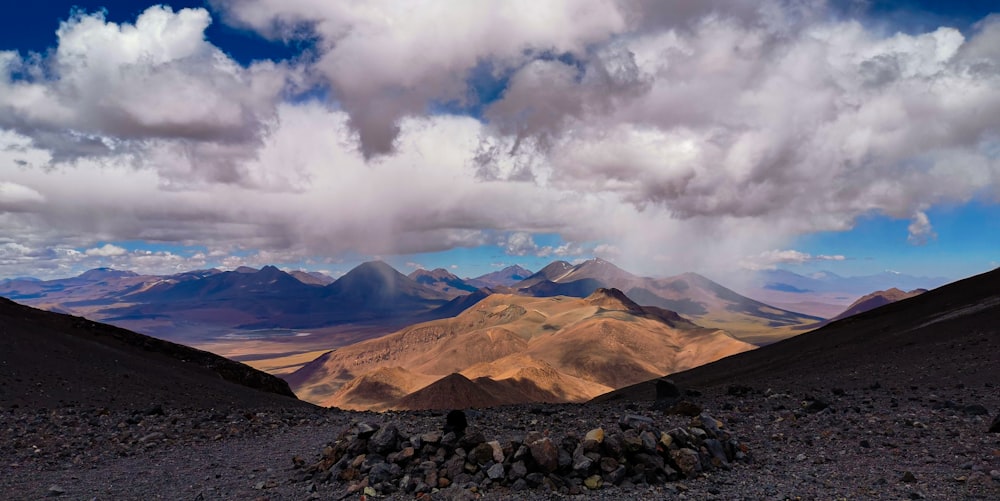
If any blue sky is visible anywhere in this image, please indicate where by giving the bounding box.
[0,1,997,282]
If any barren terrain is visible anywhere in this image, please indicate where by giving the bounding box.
[2,269,998,500]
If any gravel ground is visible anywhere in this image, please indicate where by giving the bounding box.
[3,379,998,500]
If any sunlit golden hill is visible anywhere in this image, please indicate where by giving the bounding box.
[286,288,755,410]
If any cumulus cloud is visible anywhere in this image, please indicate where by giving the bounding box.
[215,0,627,158]
[740,249,848,271]
[1,2,998,279]
[502,232,585,258]
[503,232,540,257]
[907,210,937,245]
[84,244,128,257]
[0,6,293,181]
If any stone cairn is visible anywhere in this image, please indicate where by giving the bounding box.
[294,409,749,497]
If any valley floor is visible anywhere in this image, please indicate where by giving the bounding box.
[2,379,997,500]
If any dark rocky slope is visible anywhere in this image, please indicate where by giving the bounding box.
[0,297,308,411]
[597,267,999,401]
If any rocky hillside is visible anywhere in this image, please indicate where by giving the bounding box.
[514,259,823,344]
[287,288,754,410]
[0,296,306,411]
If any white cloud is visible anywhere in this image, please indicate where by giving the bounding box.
[0,6,293,180]
[740,249,848,270]
[503,232,539,256]
[84,244,127,257]
[593,244,622,258]
[907,210,937,245]
[0,2,998,279]
[0,182,45,208]
[215,0,626,158]
[405,261,424,270]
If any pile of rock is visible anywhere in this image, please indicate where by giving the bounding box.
[295,411,749,496]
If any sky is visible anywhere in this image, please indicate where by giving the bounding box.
[0,0,997,282]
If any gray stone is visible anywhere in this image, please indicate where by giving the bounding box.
[668,427,693,448]
[602,433,624,459]
[46,486,65,497]
[572,450,594,471]
[369,424,399,454]
[368,462,395,485]
[487,463,505,480]
[698,414,722,438]
[619,414,655,431]
[603,464,627,485]
[558,447,572,469]
[525,472,545,487]
[459,426,486,448]
[355,422,379,439]
[703,438,730,468]
[508,460,528,480]
[622,430,643,453]
[639,430,658,452]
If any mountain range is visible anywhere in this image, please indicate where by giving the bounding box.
[737,268,949,318]
[601,266,1000,402]
[407,268,480,297]
[511,258,822,344]
[464,265,533,288]
[0,257,941,383]
[287,288,755,410]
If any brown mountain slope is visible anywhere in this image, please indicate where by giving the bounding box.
[795,287,928,331]
[289,270,335,286]
[515,259,822,344]
[831,287,927,321]
[0,297,310,411]
[407,268,478,297]
[596,268,1000,402]
[288,288,755,410]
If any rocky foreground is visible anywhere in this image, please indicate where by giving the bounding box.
[2,378,998,500]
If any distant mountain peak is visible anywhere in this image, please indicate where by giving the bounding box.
[585,287,642,312]
[288,270,335,286]
[257,265,283,275]
[466,265,534,288]
[78,268,139,280]
[354,260,398,273]
[233,266,258,274]
[409,268,459,281]
[332,261,408,286]
[566,259,638,283]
